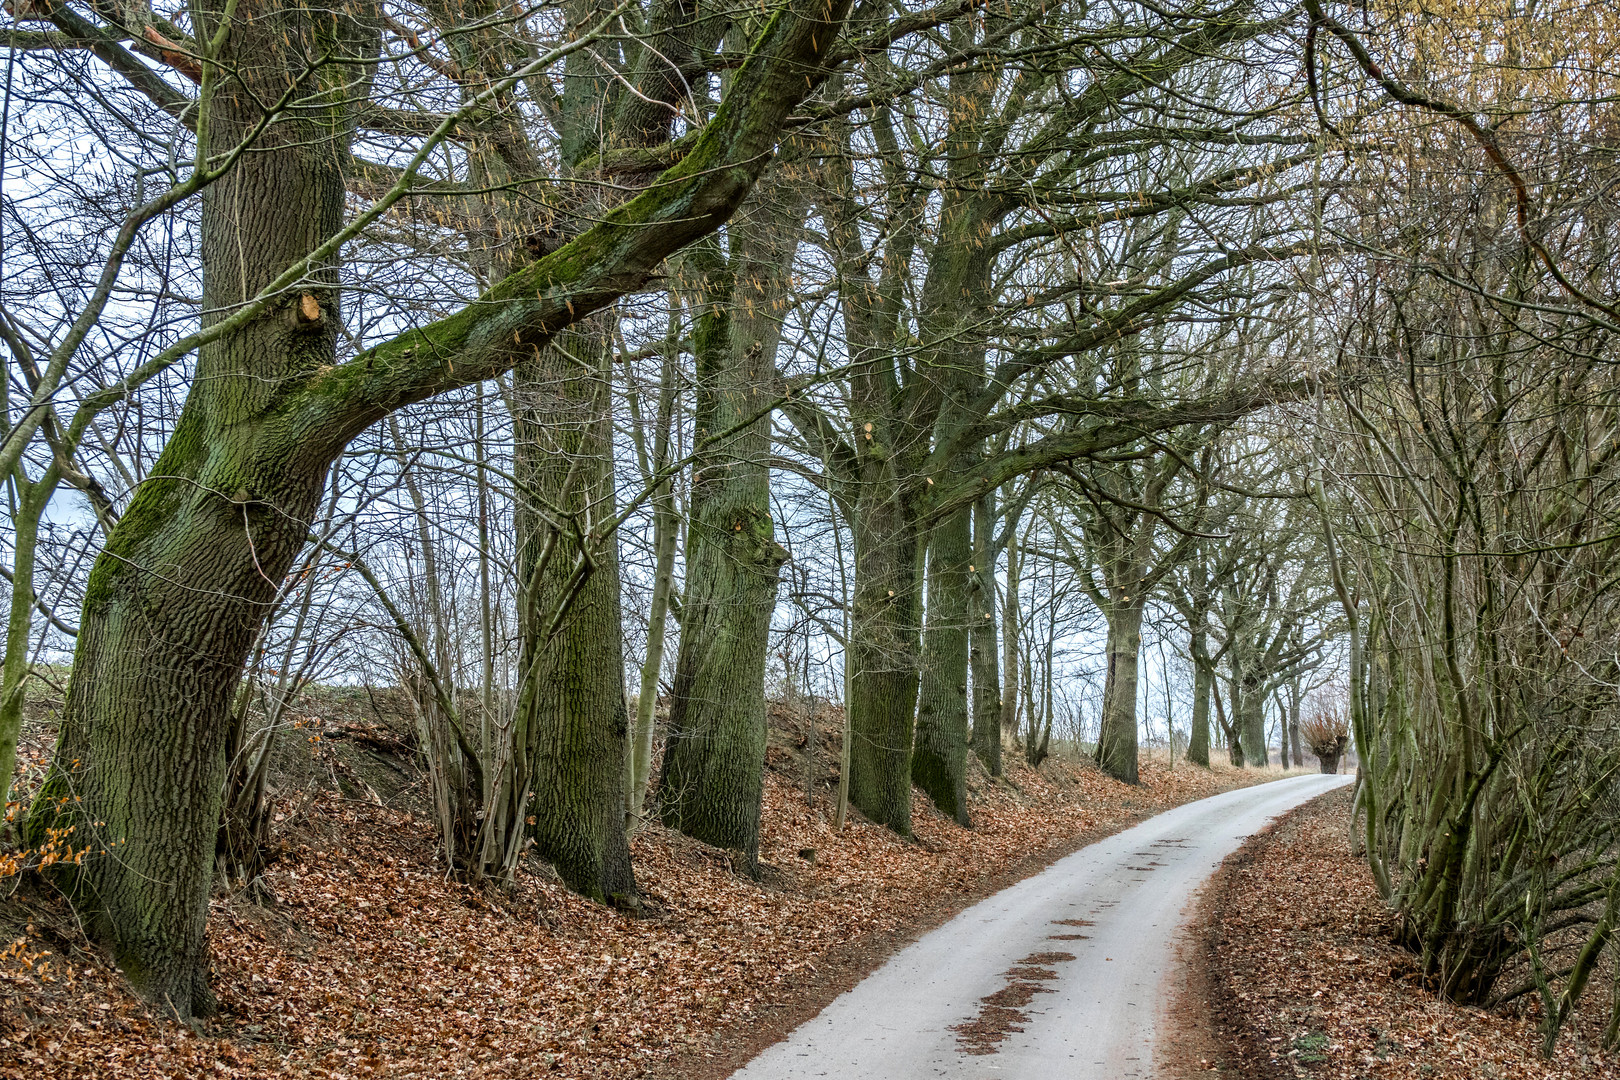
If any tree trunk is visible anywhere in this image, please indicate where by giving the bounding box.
[969,495,1003,777]
[1001,526,1022,743]
[626,319,682,829]
[513,321,638,905]
[847,500,922,834]
[1318,736,1346,775]
[22,0,853,1017]
[657,190,798,862]
[1187,631,1212,768]
[1220,669,1244,766]
[1273,691,1291,768]
[914,506,971,824]
[1095,603,1145,783]
[0,467,55,805]
[25,12,362,1014]
[1288,680,1304,769]
[1239,667,1268,768]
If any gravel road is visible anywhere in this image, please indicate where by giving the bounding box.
[729,771,1353,1080]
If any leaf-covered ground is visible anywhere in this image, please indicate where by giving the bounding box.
[1204,788,1620,1080]
[2,731,1279,1079]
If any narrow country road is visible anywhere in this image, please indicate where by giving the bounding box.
[729,772,1353,1080]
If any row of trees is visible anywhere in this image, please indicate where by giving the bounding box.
[10,0,1620,1053]
[2,0,1342,1019]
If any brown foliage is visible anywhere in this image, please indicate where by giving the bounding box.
[1205,789,1620,1078]
[0,750,1268,1078]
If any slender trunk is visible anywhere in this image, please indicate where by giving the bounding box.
[393,417,478,862]
[628,348,679,828]
[513,320,637,905]
[834,491,853,831]
[477,386,496,757]
[969,495,1002,776]
[1222,668,1245,766]
[914,505,971,824]
[0,469,54,805]
[1026,593,1055,767]
[1001,529,1021,741]
[1095,603,1145,783]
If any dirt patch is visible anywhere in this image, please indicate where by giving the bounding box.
[948,949,1077,1056]
[1170,787,1620,1079]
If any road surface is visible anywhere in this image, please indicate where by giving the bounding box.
[729,772,1352,1080]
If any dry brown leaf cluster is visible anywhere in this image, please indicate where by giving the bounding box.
[3,748,1269,1079]
[1208,789,1620,1079]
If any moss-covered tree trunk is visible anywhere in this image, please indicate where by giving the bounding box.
[969,495,1003,777]
[513,321,638,905]
[1095,602,1145,784]
[847,495,922,834]
[26,7,362,1016]
[1187,628,1213,768]
[657,183,800,865]
[914,506,971,824]
[26,0,848,1014]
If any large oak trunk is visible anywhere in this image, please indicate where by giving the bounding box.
[657,186,799,862]
[513,323,637,905]
[27,5,356,1016]
[24,0,849,1017]
[847,501,921,834]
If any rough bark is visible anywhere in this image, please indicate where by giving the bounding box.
[913,505,972,824]
[513,320,638,905]
[26,5,362,1016]
[846,496,922,834]
[657,183,799,863]
[969,495,1003,777]
[1095,603,1145,784]
[1188,628,1212,768]
[1239,664,1269,767]
[1288,682,1304,768]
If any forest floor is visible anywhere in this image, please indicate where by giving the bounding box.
[1190,787,1620,1080]
[0,696,1298,1080]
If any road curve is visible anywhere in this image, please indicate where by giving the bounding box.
[729,772,1352,1080]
